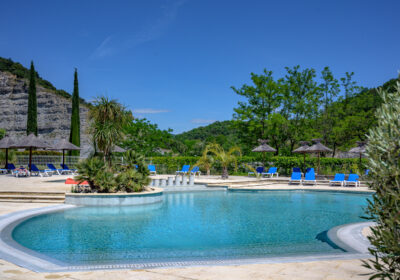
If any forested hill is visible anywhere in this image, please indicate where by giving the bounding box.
[174,77,399,156]
[0,57,89,105]
[175,120,237,141]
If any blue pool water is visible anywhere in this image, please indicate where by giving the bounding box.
[12,190,370,265]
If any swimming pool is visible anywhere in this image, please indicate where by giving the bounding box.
[12,190,370,266]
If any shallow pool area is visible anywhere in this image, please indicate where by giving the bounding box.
[12,190,370,266]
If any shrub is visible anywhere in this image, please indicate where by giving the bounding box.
[362,82,400,279]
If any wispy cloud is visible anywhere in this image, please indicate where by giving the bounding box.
[90,0,186,59]
[191,119,216,124]
[133,108,170,114]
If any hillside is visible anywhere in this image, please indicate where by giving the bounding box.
[175,120,238,141]
[0,57,89,105]
[0,59,92,156]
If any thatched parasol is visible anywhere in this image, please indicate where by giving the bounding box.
[292,141,310,172]
[306,139,332,174]
[0,136,16,168]
[10,134,50,171]
[252,139,276,164]
[49,139,80,166]
[348,141,366,164]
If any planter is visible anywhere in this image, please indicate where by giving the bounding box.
[64,187,163,206]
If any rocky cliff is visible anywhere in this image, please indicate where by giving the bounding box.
[0,71,92,156]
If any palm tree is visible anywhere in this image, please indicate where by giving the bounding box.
[194,146,214,176]
[205,143,241,179]
[89,96,131,166]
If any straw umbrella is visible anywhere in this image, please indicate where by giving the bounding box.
[292,141,310,173]
[10,134,50,171]
[0,136,16,168]
[252,139,276,165]
[348,141,366,165]
[49,139,80,166]
[306,139,332,174]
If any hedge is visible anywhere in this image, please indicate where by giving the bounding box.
[147,156,367,176]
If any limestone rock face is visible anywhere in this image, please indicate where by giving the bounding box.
[0,71,92,156]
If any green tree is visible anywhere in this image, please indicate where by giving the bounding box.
[281,66,321,152]
[69,68,80,156]
[320,66,340,145]
[122,118,174,156]
[232,69,282,149]
[0,129,5,140]
[194,146,214,175]
[205,143,241,179]
[26,61,38,135]
[89,96,131,166]
[362,80,400,279]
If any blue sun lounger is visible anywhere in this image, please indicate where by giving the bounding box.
[190,166,201,176]
[148,164,157,175]
[265,167,279,178]
[176,165,190,175]
[47,164,68,175]
[61,164,77,174]
[329,173,345,187]
[6,163,16,173]
[30,164,52,177]
[289,172,302,184]
[248,166,264,177]
[345,174,360,187]
[303,170,316,185]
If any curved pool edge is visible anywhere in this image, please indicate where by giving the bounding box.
[0,204,76,272]
[65,187,164,206]
[327,222,375,254]
[0,193,374,273]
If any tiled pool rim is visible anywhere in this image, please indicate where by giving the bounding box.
[64,187,164,206]
[0,190,374,272]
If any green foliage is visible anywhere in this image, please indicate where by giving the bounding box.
[151,155,366,176]
[0,150,17,166]
[69,69,80,156]
[75,151,150,193]
[193,148,214,176]
[0,57,89,105]
[89,96,132,165]
[202,143,241,179]
[15,150,61,155]
[26,61,37,136]
[362,81,400,279]
[0,129,5,140]
[75,157,109,192]
[122,118,175,156]
[174,120,241,155]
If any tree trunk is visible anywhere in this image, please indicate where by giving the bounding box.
[207,168,210,176]
[222,166,228,179]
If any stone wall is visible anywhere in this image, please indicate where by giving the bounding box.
[0,71,92,156]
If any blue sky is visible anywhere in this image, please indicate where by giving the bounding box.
[1,0,399,133]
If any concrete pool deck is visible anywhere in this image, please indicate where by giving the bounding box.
[0,174,374,279]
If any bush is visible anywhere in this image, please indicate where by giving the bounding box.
[362,82,400,279]
[149,156,367,175]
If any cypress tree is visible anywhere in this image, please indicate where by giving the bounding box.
[26,61,38,135]
[69,68,80,156]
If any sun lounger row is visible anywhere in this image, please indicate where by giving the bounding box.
[248,167,279,177]
[289,171,361,187]
[1,163,77,176]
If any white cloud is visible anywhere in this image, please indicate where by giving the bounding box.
[90,0,186,59]
[133,108,170,114]
[191,119,216,124]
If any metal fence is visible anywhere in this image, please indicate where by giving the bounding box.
[16,155,83,169]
